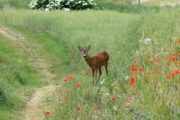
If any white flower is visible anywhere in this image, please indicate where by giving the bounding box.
[113,106,117,110]
[125,76,129,80]
[45,8,49,11]
[105,93,109,96]
[99,79,105,85]
[144,38,152,45]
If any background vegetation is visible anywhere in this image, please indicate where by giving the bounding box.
[0,0,179,120]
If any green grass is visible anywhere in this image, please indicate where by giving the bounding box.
[0,34,42,120]
[0,5,180,120]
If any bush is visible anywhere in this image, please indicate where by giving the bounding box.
[29,0,97,10]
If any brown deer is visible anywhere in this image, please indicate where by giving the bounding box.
[78,45,109,84]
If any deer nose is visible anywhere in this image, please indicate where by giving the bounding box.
[83,53,87,57]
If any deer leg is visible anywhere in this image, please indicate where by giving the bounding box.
[92,69,95,84]
[105,64,108,76]
[96,67,102,84]
[98,67,102,80]
[95,69,98,81]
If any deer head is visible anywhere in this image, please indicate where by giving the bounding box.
[78,45,90,57]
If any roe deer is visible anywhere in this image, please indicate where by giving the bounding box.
[78,45,109,84]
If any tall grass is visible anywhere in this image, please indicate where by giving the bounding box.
[0,7,180,119]
[0,34,42,120]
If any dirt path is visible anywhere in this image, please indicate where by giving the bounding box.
[0,28,59,120]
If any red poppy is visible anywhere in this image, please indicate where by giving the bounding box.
[148,60,154,65]
[64,77,68,82]
[178,61,180,66]
[166,74,171,79]
[112,95,118,100]
[129,77,136,89]
[64,96,68,101]
[144,77,149,81]
[146,70,153,75]
[130,66,142,71]
[44,111,52,117]
[76,82,81,88]
[176,40,180,43]
[68,74,75,79]
[171,69,180,77]
[155,55,161,62]
[167,54,176,63]
[91,104,98,110]
[85,72,91,76]
[127,96,133,105]
[76,107,81,112]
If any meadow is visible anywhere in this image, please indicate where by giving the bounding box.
[0,0,180,120]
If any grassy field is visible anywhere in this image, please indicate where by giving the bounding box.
[0,0,180,120]
[0,31,42,120]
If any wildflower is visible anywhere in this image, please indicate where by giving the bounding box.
[129,77,136,89]
[148,60,154,65]
[105,93,109,96]
[176,40,180,43]
[64,77,68,82]
[167,54,176,63]
[68,74,75,79]
[130,66,142,71]
[76,107,81,112]
[112,95,118,100]
[91,104,98,110]
[44,111,52,117]
[99,79,105,85]
[64,96,68,101]
[127,96,133,105]
[144,77,149,81]
[125,76,129,80]
[178,61,180,66]
[166,74,171,79]
[171,69,180,77]
[76,82,81,88]
[144,38,152,44]
[85,72,91,76]
[155,55,161,62]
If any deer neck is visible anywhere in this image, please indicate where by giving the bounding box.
[84,55,93,67]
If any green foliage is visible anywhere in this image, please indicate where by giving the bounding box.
[29,0,97,10]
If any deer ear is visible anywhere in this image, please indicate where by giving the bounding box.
[78,46,82,51]
[88,45,90,50]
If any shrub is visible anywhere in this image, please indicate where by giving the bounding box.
[28,0,97,10]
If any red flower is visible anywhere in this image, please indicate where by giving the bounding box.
[68,74,75,79]
[64,77,68,82]
[76,107,81,112]
[112,95,118,100]
[44,111,52,117]
[91,104,98,110]
[178,61,180,66]
[64,96,68,101]
[166,74,171,79]
[129,77,136,89]
[155,55,161,62]
[85,72,91,76]
[127,96,133,105]
[171,69,180,77]
[76,82,81,88]
[148,60,154,65]
[144,77,149,81]
[176,40,180,43]
[130,66,141,71]
[146,70,153,75]
[167,54,176,63]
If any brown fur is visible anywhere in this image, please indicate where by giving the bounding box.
[85,51,109,83]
